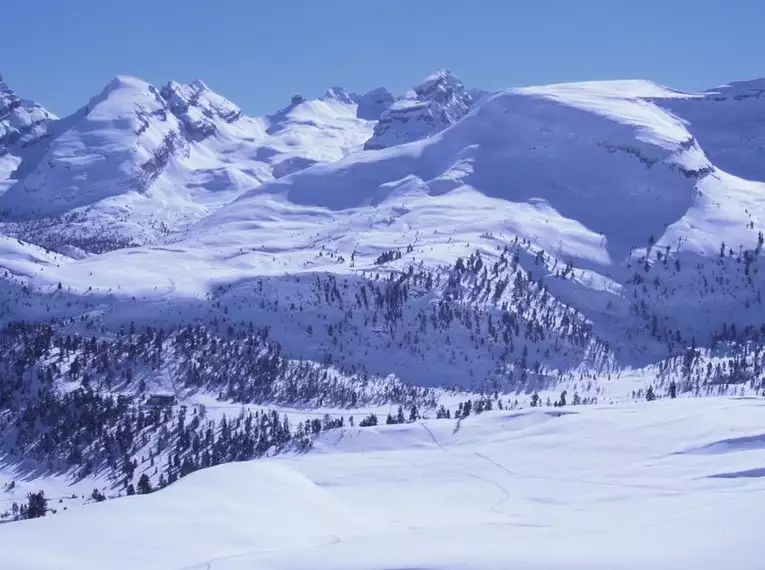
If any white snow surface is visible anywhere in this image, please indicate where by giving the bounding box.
[3,397,764,569]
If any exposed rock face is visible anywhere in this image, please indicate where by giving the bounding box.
[161,80,242,140]
[356,87,394,121]
[0,74,56,157]
[323,87,359,105]
[364,70,474,150]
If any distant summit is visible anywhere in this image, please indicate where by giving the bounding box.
[356,87,394,121]
[161,79,243,139]
[0,73,373,249]
[322,87,359,105]
[0,73,56,156]
[364,70,474,150]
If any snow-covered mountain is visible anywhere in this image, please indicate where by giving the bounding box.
[1,72,764,376]
[356,86,394,120]
[0,74,56,195]
[364,69,474,150]
[0,74,374,251]
[2,73,765,374]
[660,78,765,181]
[2,70,765,561]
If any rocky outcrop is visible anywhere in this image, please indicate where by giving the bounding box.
[364,70,473,150]
[161,79,242,140]
[0,74,56,157]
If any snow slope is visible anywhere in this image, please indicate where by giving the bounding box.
[4,398,764,569]
[659,78,765,182]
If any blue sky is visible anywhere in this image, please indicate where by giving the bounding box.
[2,0,763,117]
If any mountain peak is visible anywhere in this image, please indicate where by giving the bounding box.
[364,70,474,150]
[190,78,209,91]
[322,86,358,105]
[160,79,243,137]
[0,73,56,156]
[412,69,471,107]
[356,87,394,121]
[416,69,459,91]
[102,75,154,95]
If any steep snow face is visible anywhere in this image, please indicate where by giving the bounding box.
[364,70,474,150]
[0,74,57,194]
[263,92,374,165]
[659,78,765,182]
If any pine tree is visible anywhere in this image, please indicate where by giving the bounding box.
[25,491,47,519]
[137,473,153,495]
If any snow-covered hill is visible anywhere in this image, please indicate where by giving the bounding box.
[4,398,765,570]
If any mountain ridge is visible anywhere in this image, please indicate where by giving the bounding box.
[1,70,765,523]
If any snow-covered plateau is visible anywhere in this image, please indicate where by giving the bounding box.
[1,69,765,568]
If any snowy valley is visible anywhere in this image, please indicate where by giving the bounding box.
[1,68,765,569]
